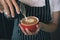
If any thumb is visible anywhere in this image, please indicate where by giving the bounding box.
[25,28,37,35]
[25,28,33,35]
[18,24,27,35]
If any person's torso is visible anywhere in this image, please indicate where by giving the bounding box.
[17,0,52,40]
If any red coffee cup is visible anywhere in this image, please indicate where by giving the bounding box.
[19,16,39,33]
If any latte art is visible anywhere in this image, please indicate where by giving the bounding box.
[25,19,34,23]
[21,16,39,25]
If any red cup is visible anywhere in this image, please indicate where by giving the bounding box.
[19,16,39,33]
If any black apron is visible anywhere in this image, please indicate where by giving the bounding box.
[0,13,14,39]
[12,0,52,40]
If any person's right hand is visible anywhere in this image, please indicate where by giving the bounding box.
[19,23,40,35]
[0,0,20,18]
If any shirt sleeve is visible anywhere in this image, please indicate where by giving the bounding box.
[19,0,38,5]
[49,0,60,12]
[19,0,45,7]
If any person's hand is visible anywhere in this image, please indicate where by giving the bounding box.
[0,2,4,13]
[0,0,20,18]
[19,23,40,35]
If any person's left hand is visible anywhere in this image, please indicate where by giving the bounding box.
[19,23,40,35]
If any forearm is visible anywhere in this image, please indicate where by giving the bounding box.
[40,22,57,32]
[40,11,60,32]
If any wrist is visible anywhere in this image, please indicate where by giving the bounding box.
[39,22,46,31]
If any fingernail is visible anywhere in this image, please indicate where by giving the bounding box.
[5,12,7,15]
[12,16,15,18]
[17,12,20,14]
[36,25,39,28]
[4,11,10,17]
[4,13,10,18]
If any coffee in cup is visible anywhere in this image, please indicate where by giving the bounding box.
[19,16,39,33]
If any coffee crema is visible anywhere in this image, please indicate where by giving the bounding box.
[20,16,39,26]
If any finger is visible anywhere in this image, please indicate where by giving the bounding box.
[35,28,40,33]
[25,28,36,35]
[36,25,39,28]
[5,0,15,18]
[25,25,40,35]
[18,24,27,35]
[35,24,40,34]
[1,0,10,17]
[0,3,4,13]
[12,0,20,14]
[36,23,40,28]
[25,28,32,35]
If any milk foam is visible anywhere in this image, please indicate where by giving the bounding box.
[26,19,34,23]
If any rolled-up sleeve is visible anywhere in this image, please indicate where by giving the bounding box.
[49,0,60,12]
[19,0,38,5]
[19,0,45,7]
